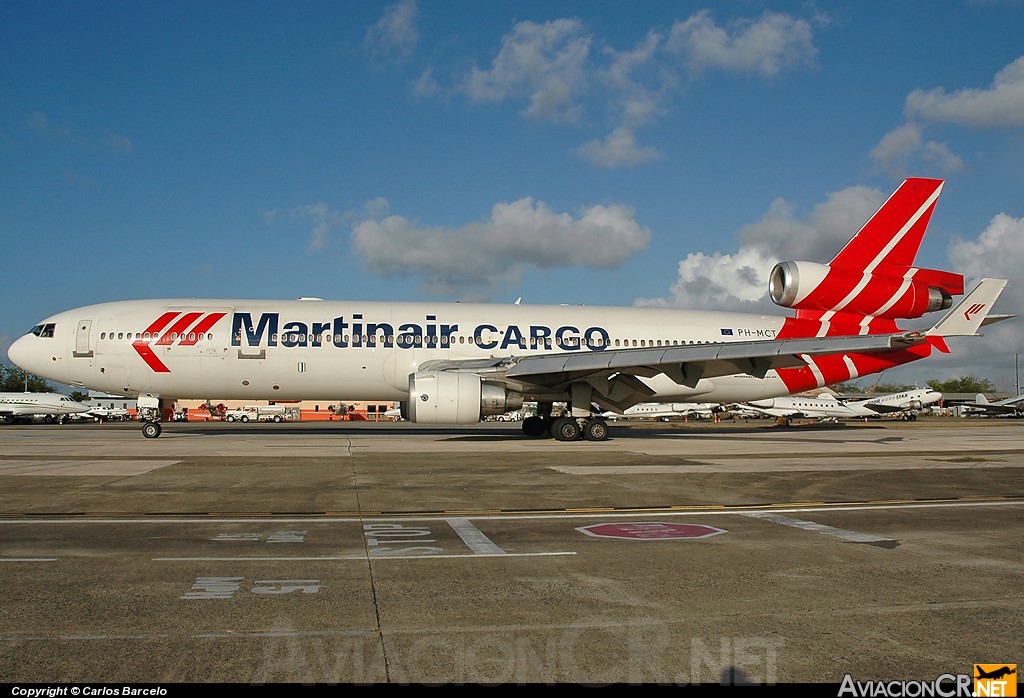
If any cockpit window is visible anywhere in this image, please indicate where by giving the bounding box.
[29,323,56,338]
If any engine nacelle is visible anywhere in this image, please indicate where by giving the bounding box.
[769,261,956,320]
[403,370,524,425]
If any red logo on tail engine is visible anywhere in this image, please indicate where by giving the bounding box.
[133,312,226,373]
[964,303,986,322]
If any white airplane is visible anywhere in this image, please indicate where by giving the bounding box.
[601,402,721,421]
[740,394,859,424]
[743,387,943,424]
[0,391,93,423]
[5,178,1012,441]
[963,393,1024,417]
[844,387,942,419]
[84,405,132,421]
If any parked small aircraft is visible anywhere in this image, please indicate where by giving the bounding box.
[963,393,1024,417]
[742,387,942,424]
[0,391,92,423]
[601,402,721,421]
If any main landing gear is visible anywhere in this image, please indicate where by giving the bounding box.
[520,397,610,441]
[142,421,162,438]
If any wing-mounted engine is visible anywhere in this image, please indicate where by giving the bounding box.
[769,261,963,320]
[403,370,524,424]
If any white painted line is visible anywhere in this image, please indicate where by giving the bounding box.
[0,558,58,562]
[0,499,1018,525]
[153,552,576,561]
[0,459,179,476]
[742,511,894,544]
[448,517,506,554]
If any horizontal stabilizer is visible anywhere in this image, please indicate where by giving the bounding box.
[926,278,1008,348]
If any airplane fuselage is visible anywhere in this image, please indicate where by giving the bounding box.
[11,298,794,404]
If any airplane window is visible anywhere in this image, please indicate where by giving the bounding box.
[188,333,195,341]
[30,324,43,337]
[135,333,141,339]
[117,333,124,340]
[41,324,56,338]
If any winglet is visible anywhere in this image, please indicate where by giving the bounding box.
[925,278,1009,352]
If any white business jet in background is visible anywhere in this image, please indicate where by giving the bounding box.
[0,392,93,424]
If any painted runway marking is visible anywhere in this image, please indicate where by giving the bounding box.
[0,557,57,562]
[153,552,575,561]
[742,511,897,546]
[448,516,506,554]
[0,459,179,476]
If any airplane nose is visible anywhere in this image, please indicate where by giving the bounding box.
[7,335,38,372]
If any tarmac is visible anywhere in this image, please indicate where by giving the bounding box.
[0,416,1021,685]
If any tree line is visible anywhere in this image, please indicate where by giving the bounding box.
[830,376,996,395]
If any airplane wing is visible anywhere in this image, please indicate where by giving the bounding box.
[418,277,1006,412]
[419,331,926,410]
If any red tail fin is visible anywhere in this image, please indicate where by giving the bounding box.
[770,178,964,332]
[829,177,944,271]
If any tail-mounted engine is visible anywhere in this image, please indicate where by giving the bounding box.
[769,261,963,320]
[403,370,524,424]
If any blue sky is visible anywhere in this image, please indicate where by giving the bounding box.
[3,0,1024,391]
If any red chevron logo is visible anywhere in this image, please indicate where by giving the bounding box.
[964,303,985,322]
[132,312,227,373]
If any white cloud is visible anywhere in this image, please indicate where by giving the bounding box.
[575,127,661,168]
[932,214,1024,388]
[635,247,779,311]
[464,18,591,123]
[665,10,818,77]
[949,212,1024,289]
[364,0,419,64]
[870,122,965,176]
[349,197,651,299]
[449,10,819,168]
[412,66,440,97]
[906,55,1024,128]
[292,202,349,252]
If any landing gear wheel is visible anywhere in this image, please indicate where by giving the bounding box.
[522,416,547,437]
[583,418,609,441]
[552,417,581,441]
[142,422,162,439]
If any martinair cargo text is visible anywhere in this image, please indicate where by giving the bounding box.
[6,178,1012,441]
